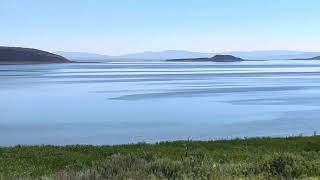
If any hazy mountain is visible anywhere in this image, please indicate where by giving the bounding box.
[54,51,111,61]
[225,51,320,60]
[55,50,213,61]
[288,52,320,60]
[117,50,214,60]
[54,50,320,61]
[0,47,71,64]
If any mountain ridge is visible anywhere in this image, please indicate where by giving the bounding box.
[54,50,320,61]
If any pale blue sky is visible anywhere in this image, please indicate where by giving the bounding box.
[1,0,320,55]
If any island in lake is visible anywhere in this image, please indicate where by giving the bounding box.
[167,54,244,62]
[0,46,71,64]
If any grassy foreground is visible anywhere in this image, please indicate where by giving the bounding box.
[1,136,320,179]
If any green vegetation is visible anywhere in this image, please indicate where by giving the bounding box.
[1,136,320,179]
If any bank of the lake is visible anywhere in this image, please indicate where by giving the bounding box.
[1,136,320,179]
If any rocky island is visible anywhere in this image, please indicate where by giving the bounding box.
[0,46,71,64]
[167,54,244,62]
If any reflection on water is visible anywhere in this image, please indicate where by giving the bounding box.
[1,60,320,146]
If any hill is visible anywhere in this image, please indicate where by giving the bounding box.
[167,54,244,62]
[0,47,71,64]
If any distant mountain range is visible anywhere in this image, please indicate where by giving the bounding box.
[54,51,112,61]
[54,50,213,62]
[0,47,319,64]
[54,50,320,61]
[225,51,320,60]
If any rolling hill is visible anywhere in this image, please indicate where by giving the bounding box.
[0,47,71,64]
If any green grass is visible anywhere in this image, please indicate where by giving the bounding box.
[1,136,320,179]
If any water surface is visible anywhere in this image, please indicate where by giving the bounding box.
[1,60,320,146]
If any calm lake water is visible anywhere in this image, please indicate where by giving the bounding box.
[1,60,320,146]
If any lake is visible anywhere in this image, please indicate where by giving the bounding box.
[1,60,320,146]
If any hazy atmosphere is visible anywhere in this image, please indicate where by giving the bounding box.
[1,0,320,55]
